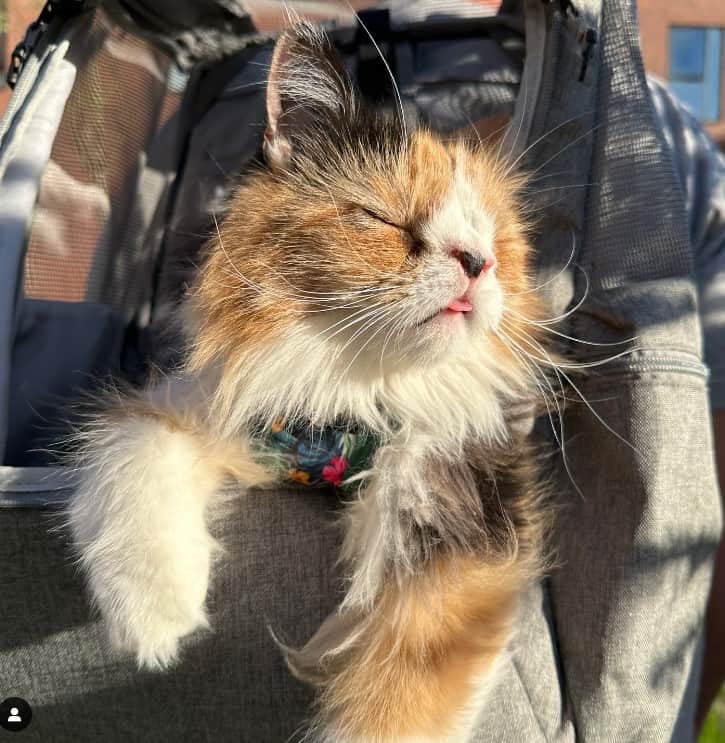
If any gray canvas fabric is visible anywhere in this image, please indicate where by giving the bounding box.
[0,487,342,743]
[540,0,721,739]
[0,0,723,741]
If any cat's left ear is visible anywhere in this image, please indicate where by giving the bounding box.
[264,23,357,170]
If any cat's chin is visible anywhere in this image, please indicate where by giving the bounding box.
[408,298,503,361]
[382,320,492,374]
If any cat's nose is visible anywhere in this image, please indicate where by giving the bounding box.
[451,249,496,279]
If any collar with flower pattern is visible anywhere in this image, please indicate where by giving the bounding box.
[253,419,380,493]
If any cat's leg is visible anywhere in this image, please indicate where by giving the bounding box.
[67,387,268,669]
[288,438,541,742]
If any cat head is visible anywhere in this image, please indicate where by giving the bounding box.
[190,23,544,433]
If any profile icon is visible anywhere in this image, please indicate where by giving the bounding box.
[0,697,32,731]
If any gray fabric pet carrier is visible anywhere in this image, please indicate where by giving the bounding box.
[0,1,721,742]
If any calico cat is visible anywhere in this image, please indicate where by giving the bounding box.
[68,22,551,743]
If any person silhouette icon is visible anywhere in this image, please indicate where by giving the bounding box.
[0,698,32,731]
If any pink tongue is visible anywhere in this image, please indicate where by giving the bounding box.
[447,298,473,312]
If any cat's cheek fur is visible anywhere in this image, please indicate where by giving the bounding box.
[471,277,504,332]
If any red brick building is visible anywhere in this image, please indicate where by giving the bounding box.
[637,0,725,148]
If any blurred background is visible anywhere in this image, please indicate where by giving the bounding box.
[638,0,724,149]
[1,0,723,148]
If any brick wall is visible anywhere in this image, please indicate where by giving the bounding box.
[637,0,725,146]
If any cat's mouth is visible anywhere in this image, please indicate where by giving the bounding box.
[446,298,474,313]
[417,295,474,326]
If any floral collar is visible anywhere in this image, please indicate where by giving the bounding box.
[257,419,379,493]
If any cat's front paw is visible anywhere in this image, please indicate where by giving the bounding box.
[103,581,211,670]
[340,453,436,608]
[341,439,485,610]
[79,529,215,669]
[68,415,227,669]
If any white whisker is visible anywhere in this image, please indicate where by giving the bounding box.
[496,328,584,500]
[504,109,594,177]
[345,1,408,144]
[504,226,577,297]
[502,323,642,457]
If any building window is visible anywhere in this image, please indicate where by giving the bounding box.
[669,27,723,122]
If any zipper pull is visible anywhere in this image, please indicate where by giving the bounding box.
[6,0,85,89]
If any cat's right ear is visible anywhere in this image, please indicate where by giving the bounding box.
[264,23,356,170]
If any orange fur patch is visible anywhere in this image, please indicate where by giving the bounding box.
[407,131,453,222]
[319,553,534,741]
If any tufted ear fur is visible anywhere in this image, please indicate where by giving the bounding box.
[264,23,357,170]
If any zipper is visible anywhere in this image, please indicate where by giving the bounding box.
[6,0,85,88]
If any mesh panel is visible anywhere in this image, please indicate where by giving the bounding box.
[23,8,184,312]
[8,8,188,465]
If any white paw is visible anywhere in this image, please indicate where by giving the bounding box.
[85,535,215,669]
[68,414,226,669]
[107,599,210,670]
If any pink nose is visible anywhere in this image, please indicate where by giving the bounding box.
[451,249,496,279]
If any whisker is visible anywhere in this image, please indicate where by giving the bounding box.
[309,300,394,346]
[503,327,642,370]
[503,109,594,177]
[503,323,642,457]
[498,77,528,168]
[496,328,585,500]
[504,226,577,297]
[525,168,578,184]
[330,306,397,370]
[378,310,407,374]
[338,306,404,380]
[510,262,592,325]
[506,311,638,347]
[531,182,598,194]
[223,80,266,94]
[523,123,602,180]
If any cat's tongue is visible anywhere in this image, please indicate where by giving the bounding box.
[447,298,473,313]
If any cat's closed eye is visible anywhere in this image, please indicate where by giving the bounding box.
[356,207,425,255]
[358,206,397,226]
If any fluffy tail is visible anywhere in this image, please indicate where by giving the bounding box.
[67,385,269,668]
[285,553,533,743]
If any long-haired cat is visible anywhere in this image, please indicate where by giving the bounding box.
[68,22,551,743]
